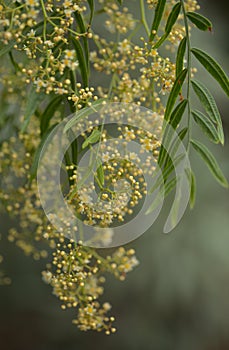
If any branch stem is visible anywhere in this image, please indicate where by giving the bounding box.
[140,0,150,37]
[181,0,192,151]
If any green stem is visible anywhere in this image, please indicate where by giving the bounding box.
[140,0,150,37]
[46,18,84,37]
[108,72,118,97]
[8,51,20,72]
[151,80,156,111]
[4,4,26,12]
[40,0,47,41]
[40,0,47,17]
[181,0,192,151]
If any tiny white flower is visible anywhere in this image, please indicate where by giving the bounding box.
[41,271,52,284]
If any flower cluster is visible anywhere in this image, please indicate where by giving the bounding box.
[91,0,200,105]
[0,0,206,336]
[0,0,199,108]
[0,0,92,103]
[0,116,139,332]
[67,117,162,230]
[42,239,138,333]
[103,3,135,34]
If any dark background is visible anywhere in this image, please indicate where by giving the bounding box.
[1,1,229,349]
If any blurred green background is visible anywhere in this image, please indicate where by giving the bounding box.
[0,1,229,349]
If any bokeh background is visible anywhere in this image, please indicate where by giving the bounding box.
[0,1,229,349]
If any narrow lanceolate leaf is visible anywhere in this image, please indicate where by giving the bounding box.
[189,170,196,209]
[158,127,187,175]
[65,127,78,164]
[191,110,219,143]
[147,176,177,215]
[30,123,58,182]
[40,95,63,136]
[164,68,187,121]
[116,0,123,5]
[150,153,185,194]
[165,2,181,33]
[191,48,229,97]
[159,99,187,166]
[21,86,44,133]
[164,177,177,197]
[162,127,187,165]
[74,12,89,70]
[96,162,105,186]
[87,0,95,24]
[82,129,101,149]
[187,12,212,31]
[158,124,187,169]
[191,80,224,144]
[71,36,88,87]
[185,169,196,209]
[149,0,166,41]
[154,2,181,48]
[191,139,228,188]
[170,99,188,129]
[64,99,106,133]
[176,37,187,78]
[178,127,188,141]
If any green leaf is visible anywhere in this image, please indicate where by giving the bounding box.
[164,176,178,197]
[187,12,212,31]
[191,48,229,97]
[191,80,224,144]
[158,99,187,167]
[21,86,44,133]
[164,68,187,121]
[164,176,181,230]
[158,124,187,169]
[191,110,219,143]
[30,123,58,182]
[191,139,228,188]
[165,2,181,33]
[66,127,78,164]
[169,99,188,129]
[71,36,88,87]
[154,2,181,48]
[87,0,95,23]
[82,129,101,149]
[146,177,177,215]
[150,153,185,194]
[176,37,186,78]
[168,127,188,159]
[96,162,105,186]
[40,95,63,136]
[185,168,196,209]
[149,0,166,41]
[178,127,188,141]
[189,170,196,209]
[74,12,89,70]
[64,99,105,133]
[160,127,188,166]
[165,177,177,197]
